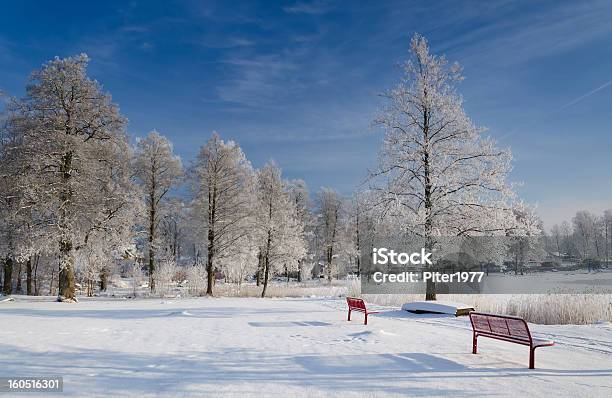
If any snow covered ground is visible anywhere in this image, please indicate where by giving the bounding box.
[1,296,611,397]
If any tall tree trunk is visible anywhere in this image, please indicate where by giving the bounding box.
[355,209,361,277]
[33,255,40,296]
[206,183,217,296]
[58,240,76,301]
[49,265,55,295]
[606,222,609,267]
[514,250,519,275]
[423,105,436,301]
[99,268,108,291]
[26,257,33,295]
[58,151,77,301]
[261,256,270,298]
[327,209,338,283]
[261,231,272,298]
[256,250,262,286]
[326,247,333,282]
[16,261,22,293]
[2,257,13,295]
[148,199,156,292]
[297,260,302,282]
[206,229,215,296]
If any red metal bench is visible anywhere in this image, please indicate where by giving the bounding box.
[469,312,554,369]
[346,297,378,325]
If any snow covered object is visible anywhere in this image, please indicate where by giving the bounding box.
[402,300,475,316]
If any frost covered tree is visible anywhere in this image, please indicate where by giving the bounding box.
[351,191,382,279]
[344,191,381,278]
[0,108,51,296]
[218,235,257,286]
[346,192,375,277]
[2,103,63,296]
[315,188,344,282]
[14,54,137,301]
[604,210,612,266]
[550,224,564,257]
[193,132,255,296]
[134,131,183,291]
[572,210,601,260]
[549,209,612,266]
[159,197,188,263]
[153,258,178,296]
[0,109,23,295]
[560,221,574,256]
[371,34,519,300]
[186,263,207,296]
[126,260,144,297]
[254,163,306,297]
[287,179,312,282]
[76,242,113,296]
[507,202,544,274]
[0,104,48,295]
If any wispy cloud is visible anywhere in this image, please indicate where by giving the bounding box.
[283,1,334,15]
[215,54,301,106]
[139,42,155,51]
[430,0,612,68]
[560,79,612,110]
[120,25,150,33]
[200,36,255,49]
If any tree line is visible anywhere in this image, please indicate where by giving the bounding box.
[545,210,612,265]
[1,34,547,301]
[0,54,353,300]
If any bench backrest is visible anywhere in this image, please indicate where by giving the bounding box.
[469,312,532,343]
[346,297,366,310]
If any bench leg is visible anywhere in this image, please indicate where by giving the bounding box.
[364,313,368,325]
[529,347,535,369]
[472,333,478,354]
[347,309,351,322]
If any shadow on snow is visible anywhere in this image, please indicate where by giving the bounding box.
[0,344,610,397]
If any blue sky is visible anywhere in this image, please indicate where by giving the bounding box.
[1,0,611,228]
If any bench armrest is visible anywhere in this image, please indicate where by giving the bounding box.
[532,338,554,347]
